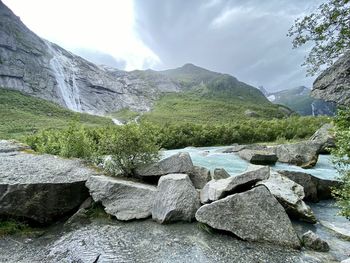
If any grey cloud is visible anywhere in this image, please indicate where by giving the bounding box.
[134,0,325,91]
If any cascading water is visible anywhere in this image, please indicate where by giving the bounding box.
[311,102,316,116]
[46,41,82,112]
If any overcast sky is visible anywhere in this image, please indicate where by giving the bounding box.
[3,0,324,91]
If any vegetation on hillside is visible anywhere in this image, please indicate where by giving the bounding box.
[0,88,113,139]
[288,0,350,75]
[332,108,350,219]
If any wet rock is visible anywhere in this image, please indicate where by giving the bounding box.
[258,171,316,223]
[136,152,193,178]
[196,186,301,249]
[152,174,200,223]
[309,123,335,153]
[189,166,211,189]
[238,149,278,165]
[212,168,230,180]
[278,170,341,202]
[222,144,248,153]
[341,258,350,263]
[302,230,330,252]
[200,165,269,203]
[86,175,157,221]
[276,142,320,168]
[0,143,96,224]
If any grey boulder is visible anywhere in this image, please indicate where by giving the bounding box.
[276,142,320,168]
[212,168,230,180]
[301,230,330,252]
[200,165,269,203]
[238,149,278,165]
[278,170,341,202]
[309,123,335,153]
[0,140,30,153]
[258,171,316,223]
[196,186,300,249]
[136,152,193,178]
[152,174,200,223]
[0,145,96,224]
[86,176,157,221]
[189,166,211,189]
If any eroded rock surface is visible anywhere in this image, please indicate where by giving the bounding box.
[196,186,301,249]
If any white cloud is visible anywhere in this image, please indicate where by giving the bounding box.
[3,0,160,70]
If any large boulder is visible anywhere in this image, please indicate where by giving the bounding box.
[238,149,278,165]
[188,166,211,189]
[152,174,200,223]
[312,52,350,106]
[278,170,341,202]
[212,168,230,180]
[301,231,330,252]
[276,142,320,168]
[309,123,335,153]
[200,165,269,203]
[257,171,316,223]
[196,186,301,249]
[0,140,30,153]
[0,142,96,225]
[136,152,193,178]
[86,176,157,221]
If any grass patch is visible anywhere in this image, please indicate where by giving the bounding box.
[0,220,32,237]
[0,88,113,140]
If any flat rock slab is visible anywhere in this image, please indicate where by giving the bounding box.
[258,171,316,223]
[238,149,278,165]
[0,147,98,224]
[136,152,193,177]
[152,174,200,223]
[86,175,157,221]
[196,186,301,249]
[200,165,269,203]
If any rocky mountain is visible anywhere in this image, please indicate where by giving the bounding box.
[264,86,336,116]
[0,1,284,119]
[312,52,350,106]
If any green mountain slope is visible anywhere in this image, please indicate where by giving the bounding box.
[267,86,336,116]
[0,89,112,139]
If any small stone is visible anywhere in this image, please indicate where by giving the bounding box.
[302,230,330,252]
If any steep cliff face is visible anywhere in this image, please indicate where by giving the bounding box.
[0,1,181,115]
[312,53,350,106]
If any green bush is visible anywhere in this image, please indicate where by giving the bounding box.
[332,108,350,219]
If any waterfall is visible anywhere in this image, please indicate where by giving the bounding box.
[46,42,82,112]
[311,102,316,116]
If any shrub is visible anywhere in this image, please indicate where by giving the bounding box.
[332,108,350,219]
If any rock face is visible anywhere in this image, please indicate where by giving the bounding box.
[196,186,300,248]
[238,149,278,165]
[312,52,350,106]
[0,1,181,115]
[152,174,200,223]
[301,231,330,252]
[276,142,320,168]
[258,171,316,223]
[309,123,335,153]
[189,166,211,189]
[86,176,157,221]
[200,165,269,203]
[212,168,230,180]
[0,141,96,224]
[278,170,341,202]
[136,152,193,178]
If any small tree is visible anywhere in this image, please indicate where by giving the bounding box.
[332,108,350,219]
[98,123,160,177]
[288,0,350,75]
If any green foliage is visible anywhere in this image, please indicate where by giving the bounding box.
[288,0,350,75]
[109,108,140,123]
[0,220,30,237]
[0,88,112,140]
[97,123,160,176]
[27,122,160,177]
[332,108,350,219]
